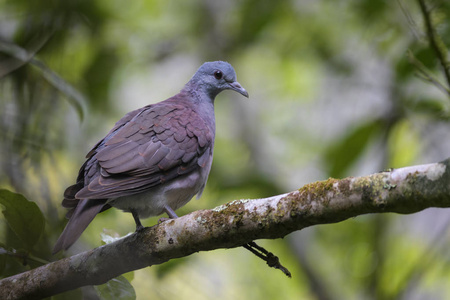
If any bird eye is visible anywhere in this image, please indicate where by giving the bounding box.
[214,70,223,80]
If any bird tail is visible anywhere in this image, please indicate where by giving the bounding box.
[52,198,107,254]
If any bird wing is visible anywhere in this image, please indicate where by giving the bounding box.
[74,100,214,200]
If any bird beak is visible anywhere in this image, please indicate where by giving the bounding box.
[228,81,249,98]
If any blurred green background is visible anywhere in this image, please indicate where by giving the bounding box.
[1,0,449,299]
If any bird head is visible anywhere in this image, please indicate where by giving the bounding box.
[188,61,249,99]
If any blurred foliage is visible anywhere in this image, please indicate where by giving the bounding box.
[94,276,136,300]
[324,119,383,178]
[0,189,44,251]
[1,0,450,299]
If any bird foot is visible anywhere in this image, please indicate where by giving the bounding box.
[158,217,170,224]
[131,209,145,232]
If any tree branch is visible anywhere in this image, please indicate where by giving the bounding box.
[417,0,450,95]
[1,159,450,300]
[407,50,450,96]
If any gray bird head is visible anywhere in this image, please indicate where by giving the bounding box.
[186,61,249,99]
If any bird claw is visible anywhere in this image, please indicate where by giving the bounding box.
[158,217,170,224]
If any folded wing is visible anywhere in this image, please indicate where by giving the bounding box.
[75,101,213,200]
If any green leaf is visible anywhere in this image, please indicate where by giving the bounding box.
[410,98,446,115]
[414,47,437,70]
[0,189,45,250]
[324,119,382,178]
[122,271,134,283]
[51,288,82,300]
[94,276,136,300]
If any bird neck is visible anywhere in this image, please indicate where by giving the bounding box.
[179,83,216,134]
[183,79,220,101]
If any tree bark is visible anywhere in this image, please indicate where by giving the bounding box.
[1,159,449,300]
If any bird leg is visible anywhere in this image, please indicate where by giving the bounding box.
[131,209,144,232]
[158,205,179,223]
[164,205,179,219]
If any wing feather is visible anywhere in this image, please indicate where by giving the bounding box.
[74,100,213,200]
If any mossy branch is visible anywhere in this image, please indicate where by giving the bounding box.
[1,159,450,299]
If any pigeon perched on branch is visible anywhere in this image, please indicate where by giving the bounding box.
[53,61,248,253]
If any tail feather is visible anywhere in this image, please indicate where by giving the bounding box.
[53,199,107,254]
[63,182,84,201]
[61,182,84,219]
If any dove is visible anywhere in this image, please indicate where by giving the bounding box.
[53,61,248,253]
